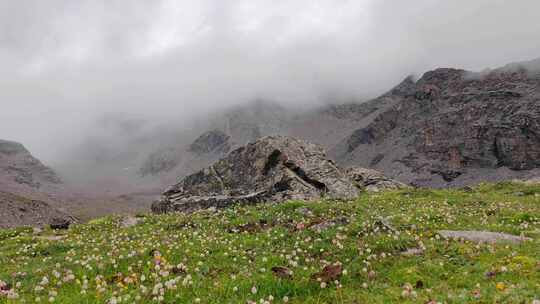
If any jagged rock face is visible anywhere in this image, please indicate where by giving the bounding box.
[337,64,540,187]
[152,136,360,213]
[189,130,231,154]
[346,167,406,192]
[0,139,61,190]
[0,191,72,229]
[412,68,539,171]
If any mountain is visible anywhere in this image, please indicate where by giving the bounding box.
[332,62,540,187]
[49,58,540,205]
[161,59,540,188]
[124,100,369,189]
[137,99,386,184]
[0,139,74,227]
[0,139,62,194]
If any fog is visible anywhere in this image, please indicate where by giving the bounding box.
[1,0,540,163]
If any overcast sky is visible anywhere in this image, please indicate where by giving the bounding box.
[1,0,540,162]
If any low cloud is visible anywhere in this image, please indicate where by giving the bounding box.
[1,0,540,162]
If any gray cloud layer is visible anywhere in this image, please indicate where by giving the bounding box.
[1,0,540,162]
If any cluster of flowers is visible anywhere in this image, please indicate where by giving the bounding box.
[0,279,19,299]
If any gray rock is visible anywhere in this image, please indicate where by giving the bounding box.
[438,230,531,244]
[152,136,360,213]
[401,248,424,256]
[347,167,407,192]
[120,216,142,228]
[49,217,71,230]
[374,216,398,232]
[296,207,314,217]
[36,235,67,241]
[310,217,349,232]
[518,177,540,185]
[334,64,540,187]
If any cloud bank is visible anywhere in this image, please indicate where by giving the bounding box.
[1,0,540,162]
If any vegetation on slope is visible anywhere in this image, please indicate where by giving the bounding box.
[1,182,539,303]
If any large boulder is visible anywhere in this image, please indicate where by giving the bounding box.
[347,167,407,192]
[152,136,360,213]
[49,217,71,230]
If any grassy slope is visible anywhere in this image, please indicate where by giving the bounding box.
[1,182,539,303]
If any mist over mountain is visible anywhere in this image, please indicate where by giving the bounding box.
[2,1,540,165]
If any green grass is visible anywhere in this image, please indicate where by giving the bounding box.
[1,182,539,303]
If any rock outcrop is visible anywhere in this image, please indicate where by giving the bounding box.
[347,167,407,192]
[152,136,360,213]
[136,98,382,183]
[334,61,540,187]
[438,230,531,244]
[49,217,71,230]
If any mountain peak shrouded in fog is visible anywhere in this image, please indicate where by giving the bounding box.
[1,1,540,164]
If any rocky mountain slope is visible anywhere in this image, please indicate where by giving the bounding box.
[32,58,540,214]
[333,61,540,187]
[0,139,74,228]
[112,99,380,193]
[138,99,390,187]
[0,191,72,228]
[0,139,62,194]
[149,59,540,190]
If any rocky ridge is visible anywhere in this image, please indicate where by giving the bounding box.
[334,62,540,187]
[0,139,62,192]
[346,167,407,192]
[0,139,76,228]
